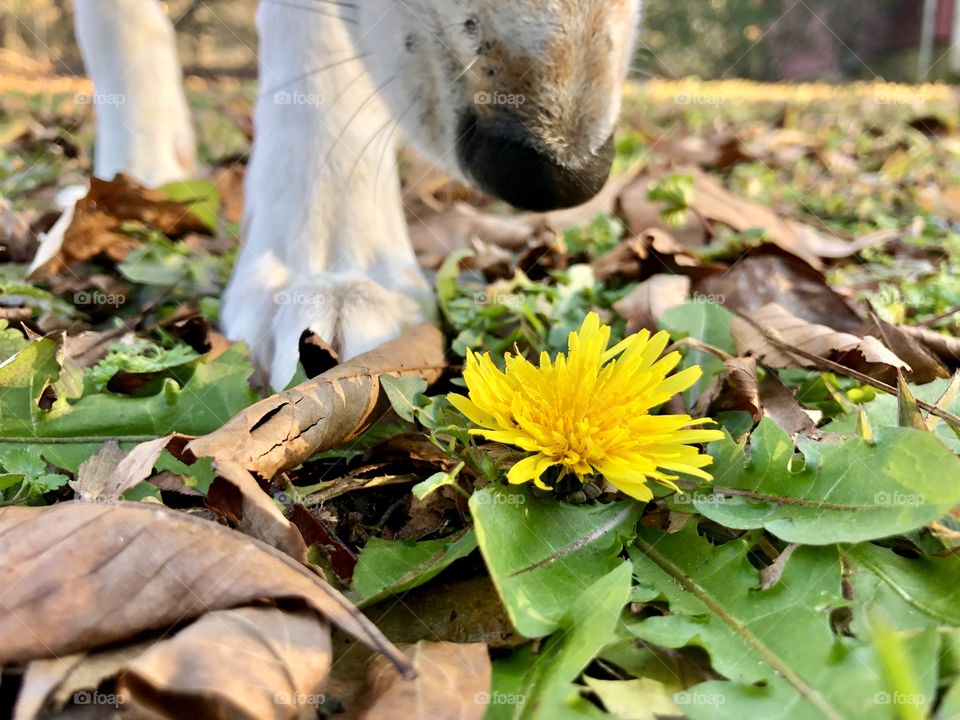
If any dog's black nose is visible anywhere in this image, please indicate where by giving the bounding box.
[456,111,614,212]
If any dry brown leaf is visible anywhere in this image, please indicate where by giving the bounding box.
[409,203,544,271]
[408,168,637,272]
[900,324,960,369]
[70,435,174,503]
[211,162,246,225]
[467,237,516,280]
[207,459,308,561]
[649,133,732,167]
[759,544,801,590]
[862,314,949,384]
[162,308,233,359]
[618,177,707,250]
[61,328,130,369]
[372,434,460,470]
[694,251,863,334]
[613,274,691,333]
[591,234,649,282]
[289,504,358,581]
[686,169,877,269]
[0,195,37,263]
[621,168,892,268]
[702,357,763,422]
[359,641,491,720]
[732,303,909,376]
[119,606,330,720]
[917,184,960,221]
[14,644,150,720]
[299,470,420,507]
[13,654,86,720]
[400,150,479,216]
[186,323,446,481]
[327,579,515,717]
[758,369,821,438]
[0,502,411,677]
[28,174,209,277]
[694,356,818,437]
[592,229,701,284]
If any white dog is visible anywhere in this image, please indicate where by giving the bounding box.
[73,0,641,389]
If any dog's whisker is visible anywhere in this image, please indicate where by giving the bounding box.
[373,117,406,205]
[350,97,417,190]
[346,115,396,187]
[316,76,398,177]
[262,52,370,96]
[299,0,357,8]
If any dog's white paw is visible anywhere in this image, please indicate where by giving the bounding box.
[269,276,433,389]
[222,267,433,391]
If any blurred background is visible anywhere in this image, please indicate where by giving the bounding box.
[1,0,960,83]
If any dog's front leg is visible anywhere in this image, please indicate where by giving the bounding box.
[73,0,195,186]
[221,6,433,390]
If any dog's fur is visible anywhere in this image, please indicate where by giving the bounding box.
[74,0,641,389]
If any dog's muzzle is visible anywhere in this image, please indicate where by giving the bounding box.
[456,109,614,212]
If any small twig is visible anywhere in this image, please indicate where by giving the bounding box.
[921,304,960,328]
[737,313,960,429]
[666,337,734,362]
[302,473,421,506]
[689,207,718,238]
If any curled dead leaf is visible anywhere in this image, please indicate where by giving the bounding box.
[613,274,691,333]
[12,609,332,720]
[409,203,545,271]
[695,356,819,438]
[694,251,863,334]
[207,459,308,560]
[862,313,949,384]
[0,502,411,677]
[732,303,909,380]
[118,606,330,720]
[29,174,209,278]
[187,323,446,481]
[70,435,179,503]
[899,324,960,370]
[358,641,491,720]
[622,168,892,269]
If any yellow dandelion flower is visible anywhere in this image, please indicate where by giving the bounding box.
[448,312,725,501]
